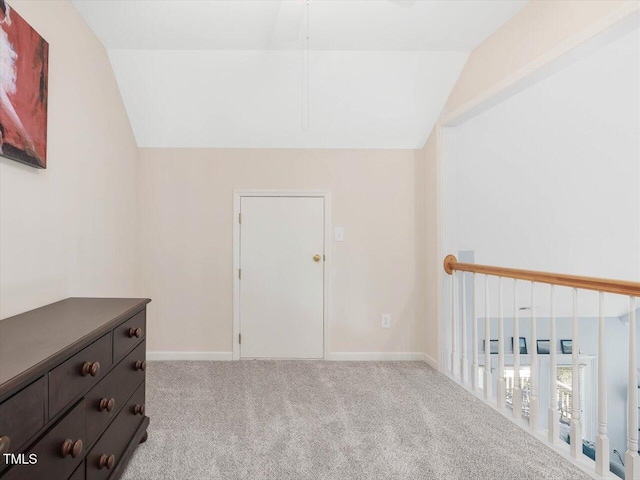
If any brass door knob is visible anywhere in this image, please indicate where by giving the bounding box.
[313,254,321,262]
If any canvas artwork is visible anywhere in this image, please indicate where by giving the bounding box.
[0,0,48,168]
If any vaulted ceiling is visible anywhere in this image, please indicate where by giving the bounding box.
[72,0,528,149]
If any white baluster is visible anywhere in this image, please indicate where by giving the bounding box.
[451,272,459,375]
[570,288,582,458]
[625,297,639,479]
[513,279,522,419]
[530,282,539,430]
[497,277,506,409]
[548,285,559,443]
[596,292,609,475]
[461,273,469,383]
[472,273,479,391]
[484,275,492,399]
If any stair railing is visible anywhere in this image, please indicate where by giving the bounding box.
[443,254,640,479]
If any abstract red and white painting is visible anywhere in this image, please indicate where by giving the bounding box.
[0,1,48,168]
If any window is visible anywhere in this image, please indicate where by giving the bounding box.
[481,363,587,426]
[556,365,586,425]
[505,366,531,417]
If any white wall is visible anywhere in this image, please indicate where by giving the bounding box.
[0,1,139,319]
[422,0,638,368]
[444,26,639,462]
[107,50,468,149]
[444,26,639,318]
[137,148,427,357]
[72,0,527,149]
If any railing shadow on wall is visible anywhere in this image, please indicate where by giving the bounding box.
[443,255,640,480]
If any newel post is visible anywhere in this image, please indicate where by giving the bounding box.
[444,255,458,375]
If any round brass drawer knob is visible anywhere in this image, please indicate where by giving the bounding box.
[81,361,100,377]
[128,327,142,339]
[0,436,10,455]
[99,397,115,413]
[134,360,146,372]
[133,404,145,416]
[313,254,321,262]
[61,438,83,458]
[98,453,115,470]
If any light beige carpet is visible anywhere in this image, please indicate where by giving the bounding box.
[122,361,590,480]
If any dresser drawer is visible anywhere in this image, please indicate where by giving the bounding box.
[86,383,145,480]
[86,341,146,444]
[69,461,84,480]
[113,311,145,363]
[49,334,112,419]
[0,378,45,470]
[4,400,86,480]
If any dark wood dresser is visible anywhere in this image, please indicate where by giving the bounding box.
[0,298,151,480]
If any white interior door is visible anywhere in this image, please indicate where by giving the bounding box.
[239,196,324,358]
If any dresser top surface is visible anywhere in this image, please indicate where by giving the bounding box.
[0,297,150,396]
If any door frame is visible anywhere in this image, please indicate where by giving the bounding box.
[232,189,332,360]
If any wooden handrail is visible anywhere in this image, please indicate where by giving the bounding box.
[443,255,640,297]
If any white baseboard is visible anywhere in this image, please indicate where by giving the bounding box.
[422,353,439,370]
[328,352,426,361]
[148,351,434,363]
[147,351,233,361]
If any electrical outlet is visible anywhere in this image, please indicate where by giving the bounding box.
[381,314,391,328]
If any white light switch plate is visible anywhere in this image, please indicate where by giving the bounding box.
[381,314,391,328]
[335,227,344,242]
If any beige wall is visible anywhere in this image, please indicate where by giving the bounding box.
[421,133,439,363]
[2,0,627,363]
[138,148,427,356]
[0,1,138,319]
[444,0,634,116]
